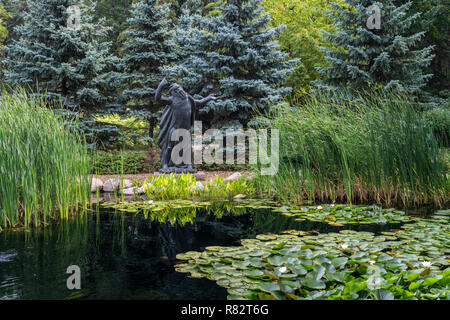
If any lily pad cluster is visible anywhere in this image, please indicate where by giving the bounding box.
[100,200,414,228]
[272,204,416,226]
[101,199,276,214]
[175,217,449,300]
[100,199,260,226]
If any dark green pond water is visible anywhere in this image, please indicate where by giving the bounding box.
[0,205,421,300]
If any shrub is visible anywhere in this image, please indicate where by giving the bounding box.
[93,113,151,147]
[89,149,157,174]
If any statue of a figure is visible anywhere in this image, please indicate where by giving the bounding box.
[155,78,217,173]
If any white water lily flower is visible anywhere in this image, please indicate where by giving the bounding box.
[147,200,154,204]
[330,204,335,208]
[279,267,288,273]
[422,261,432,268]
[369,260,375,265]
[339,244,349,250]
[317,206,323,210]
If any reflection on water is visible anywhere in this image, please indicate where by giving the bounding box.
[0,203,405,300]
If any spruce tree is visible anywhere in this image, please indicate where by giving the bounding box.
[2,0,121,146]
[3,0,119,110]
[165,0,296,130]
[0,4,8,49]
[314,0,435,95]
[120,0,175,143]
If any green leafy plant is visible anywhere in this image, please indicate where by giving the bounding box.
[141,173,255,201]
[205,176,255,200]
[93,114,149,147]
[101,199,252,226]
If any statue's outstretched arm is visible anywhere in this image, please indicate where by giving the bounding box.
[155,78,171,104]
[195,94,218,107]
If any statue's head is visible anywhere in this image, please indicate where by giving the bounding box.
[169,83,187,99]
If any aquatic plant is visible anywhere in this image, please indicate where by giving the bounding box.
[175,217,450,300]
[143,173,198,200]
[0,90,90,229]
[102,199,417,227]
[253,91,449,207]
[141,173,255,201]
[204,176,255,200]
[101,199,252,226]
[272,204,417,226]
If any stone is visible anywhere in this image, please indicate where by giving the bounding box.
[233,194,246,199]
[121,179,134,189]
[91,177,103,193]
[103,179,119,192]
[103,178,134,192]
[120,186,145,196]
[194,171,206,181]
[225,172,242,182]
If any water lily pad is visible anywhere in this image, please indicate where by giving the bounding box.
[302,278,326,289]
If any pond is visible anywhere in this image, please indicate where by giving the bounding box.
[0,201,446,300]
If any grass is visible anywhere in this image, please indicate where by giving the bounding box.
[253,90,449,207]
[0,90,91,229]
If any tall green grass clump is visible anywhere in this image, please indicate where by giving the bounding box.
[254,91,449,207]
[0,90,90,230]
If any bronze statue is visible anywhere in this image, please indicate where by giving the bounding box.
[155,78,217,173]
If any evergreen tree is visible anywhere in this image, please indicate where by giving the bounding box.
[314,0,435,95]
[120,0,175,143]
[165,0,296,130]
[2,0,122,147]
[0,4,9,49]
[92,0,134,55]
[2,0,120,112]
[393,0,449,96]
[180,0,223,16]
[1,0,27,46]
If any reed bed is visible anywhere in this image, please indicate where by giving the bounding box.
[254,91,449,207]
[0,90,91,230]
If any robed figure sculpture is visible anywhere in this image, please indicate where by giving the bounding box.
[155,78,217,173]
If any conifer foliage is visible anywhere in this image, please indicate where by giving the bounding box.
[314,0,435,95]
[120,0,175,142]
[3,0,119,112]
[166,0,297,129]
